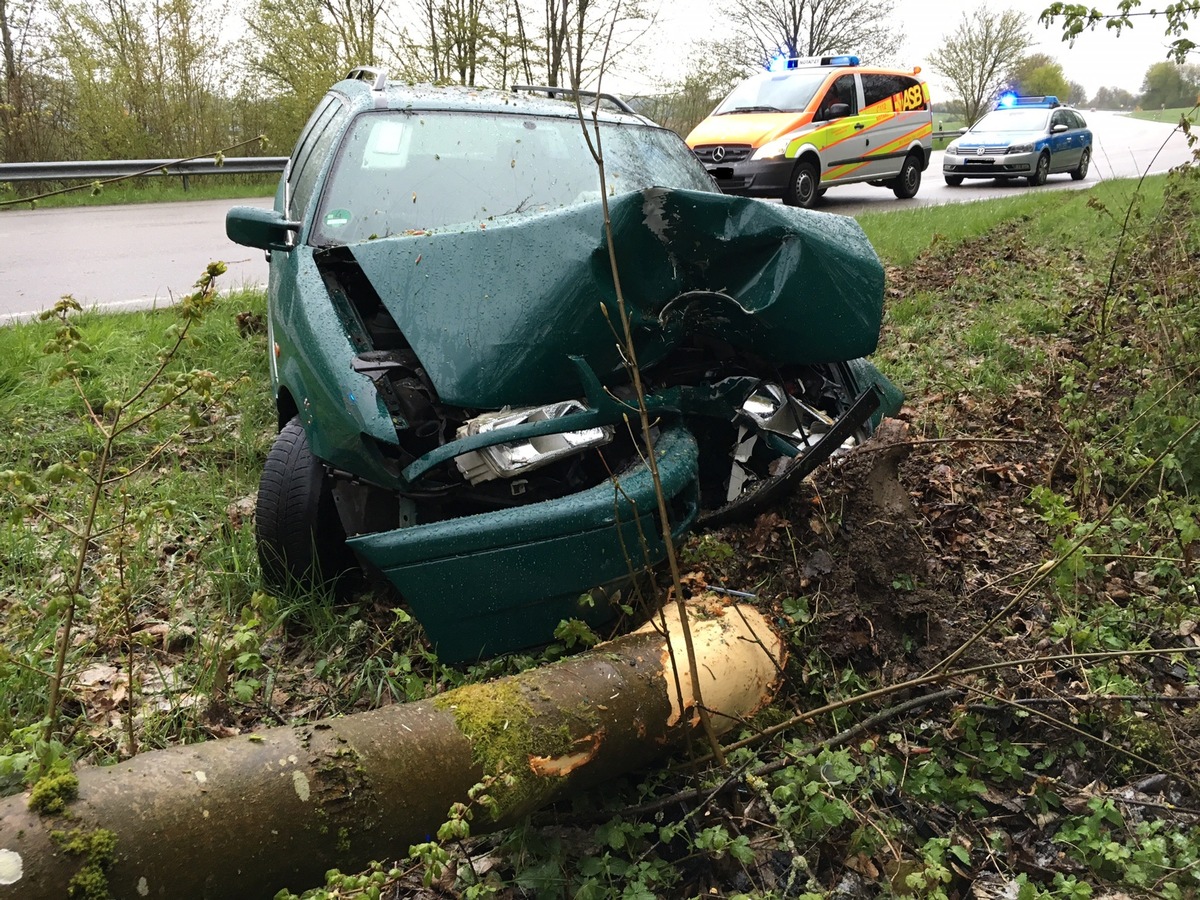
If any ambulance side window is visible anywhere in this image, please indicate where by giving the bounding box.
[863,74,928,112]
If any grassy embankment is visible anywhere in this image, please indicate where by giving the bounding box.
[0,175,278,211]
[1128,105,1200,125]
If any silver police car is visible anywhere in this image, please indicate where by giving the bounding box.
[943,95,1092,187]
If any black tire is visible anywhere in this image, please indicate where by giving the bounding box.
[892,153,922,199]
[1071,147,1091,181]
[783,158,820,208]
[256,417,352,590]
[944,174,964,187]
[1027,152,1051,187]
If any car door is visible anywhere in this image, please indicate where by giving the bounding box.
[858,72,929,180]
[1048,108,1080,171]
[812,73,872,185]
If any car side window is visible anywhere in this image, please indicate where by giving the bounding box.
[1051,110,1070,131]
[817,74,857,119]
[1070,110,1087,128]
[288,97,350,221]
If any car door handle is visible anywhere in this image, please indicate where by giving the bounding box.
[854,123,865,130]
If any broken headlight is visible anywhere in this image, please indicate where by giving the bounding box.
[455,400,614,485]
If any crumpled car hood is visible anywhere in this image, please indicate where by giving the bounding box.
[342,187,884,409]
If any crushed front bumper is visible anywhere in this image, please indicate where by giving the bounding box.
[347,426,700,662]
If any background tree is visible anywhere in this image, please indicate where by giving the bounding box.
[931,6,1032,124]
[1091,84,1136,109]
[1139,59,1200,109]
[1067,79,1087,105]
[536,0,651,89]
[1009,52,1071,98]
[727,0,903,68]
[242,0,386,150]
[631,37,747,135]
[0,0,69,163]
[51,0,235,159]
[416,0,491,85]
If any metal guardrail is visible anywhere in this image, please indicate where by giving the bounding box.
[0,157,288,185]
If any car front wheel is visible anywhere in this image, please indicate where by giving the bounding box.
[892,153,922,199]
[1071,147,1091,181]
[256,417,352,591]
[783,159,820,208]
[944,174,964,187]
[1027,152,1051,187]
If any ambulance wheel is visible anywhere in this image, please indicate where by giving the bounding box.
[783,159,820,208]
[944,175,964,186]
[892,153,922,199]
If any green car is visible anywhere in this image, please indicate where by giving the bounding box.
[226,68,902,662]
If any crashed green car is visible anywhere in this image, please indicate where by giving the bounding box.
[227,69,902,662]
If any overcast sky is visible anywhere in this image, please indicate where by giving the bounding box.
[616,0,1177,100]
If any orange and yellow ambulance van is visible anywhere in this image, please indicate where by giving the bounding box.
[685,55,932,208]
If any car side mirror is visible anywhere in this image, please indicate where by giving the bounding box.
[227,206,300,252]
[827,102,851,120]
[957,127,968,134]
[1051,123,1069,133]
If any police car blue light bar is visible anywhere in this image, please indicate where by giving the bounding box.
[996,93,1061,109]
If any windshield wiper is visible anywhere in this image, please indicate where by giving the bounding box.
[717,105,784,115]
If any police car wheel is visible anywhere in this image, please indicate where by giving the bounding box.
[1028,152,1051,187]
[1071,148,1090,181]
[944,175,964,187]
[783,159,820,208]
[892,153,922,199]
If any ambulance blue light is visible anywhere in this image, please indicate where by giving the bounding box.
[826,55,860,66]
[767,54,788,72]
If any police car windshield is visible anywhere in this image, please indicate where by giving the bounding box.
[971,109,1051,132]
[311,110,715,245]
[714,71,826,115]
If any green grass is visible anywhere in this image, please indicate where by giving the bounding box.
[858,176,1158,265]
[0,175,277,211]
[1127,105,1200,125]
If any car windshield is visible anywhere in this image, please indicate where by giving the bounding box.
[310,110,716,245]
[971,109,1051,132]
[713,71,827,115]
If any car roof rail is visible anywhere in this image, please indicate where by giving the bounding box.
[510,84,638,116]
[346,66,387,91]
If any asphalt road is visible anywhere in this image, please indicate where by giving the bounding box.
[0,111,1191,322]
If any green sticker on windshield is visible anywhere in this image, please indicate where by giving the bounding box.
[325,208,352,227]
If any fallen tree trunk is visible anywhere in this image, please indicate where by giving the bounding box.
[0,601,782,899]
